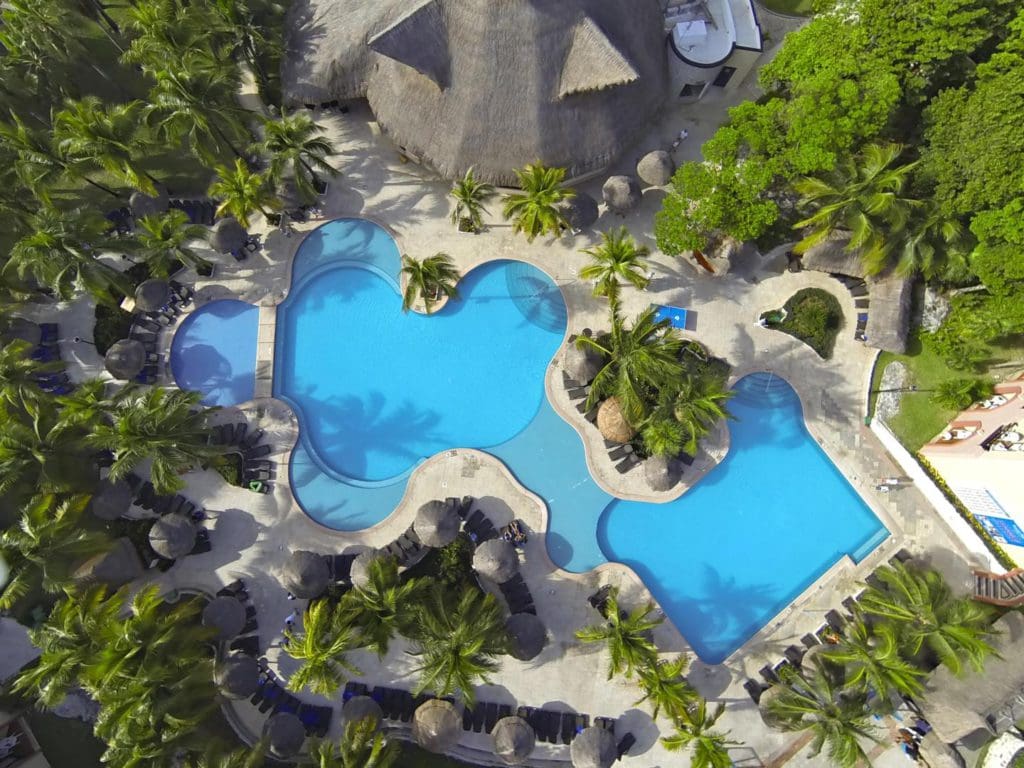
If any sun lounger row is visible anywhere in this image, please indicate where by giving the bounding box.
[135,482,205,521]
[251,673,332,736]
[169,198,217,226]
[449,496,475,520]
[499,573,536,615]
[464,508,498,543]
[385,526,426,566]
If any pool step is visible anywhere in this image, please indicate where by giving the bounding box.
[254,303,276,399]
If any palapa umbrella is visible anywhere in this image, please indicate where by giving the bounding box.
[104,338,146,380]
[637,150,676,187]
[129,187,169,219]
[492,716,536,765]
[148,514,196,559]
[571,726,616,768]
[135,279,170,312]
[758,685,787,729]
[342,695,383,728]
[473,538,518,584]
[505,612,547,661]
[350,549,381,590]
[281,550,329,599]
[563,343,603,385]
[210,217,247,254]
[264,712,306,759]
[202,595,246,640]
[89,478,134,521]
[597,397,636,444]
[413,500,460,548]
[560,191,599,231]
[602,175,641,214]
[73,537,143,588]
[1,317,41,346]
[643,455,682,492]
[412,698,462,754]
[214,653,259,699]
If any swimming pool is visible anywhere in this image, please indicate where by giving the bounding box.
[170,299,259,406]
[266,218,887,661]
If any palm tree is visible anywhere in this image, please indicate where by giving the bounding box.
[661,700,736,768]
[931,377,994,411]
[187,744,266,768]
[634,655,699,719]
[579,227,650,300]
[53,379,117,436]
[207,0,280,97]
[857,561,996,675]
[400,253,460,314]
[501,163,574,242]
[0,494,112,609]
[86,387,223,495]
[133,209,211,277]
[640,415,689,458]
[0,339,64,413]
[669,375,734,455]
[0,407,94,494]
[577,300,685,425]
[822,616,925,700]
[792,143,921,274]
[408,585,508,707]
[894,204,972,279]
[209,159,279,228]
[309,717,401,768]
[339,555,426,656]
[575,589,662,680]
[285,599,363,696]
[450,166,494,232]
[253,110,338,203]
[0,0,88,99]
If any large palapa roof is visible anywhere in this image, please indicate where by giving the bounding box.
[283,0,668,184]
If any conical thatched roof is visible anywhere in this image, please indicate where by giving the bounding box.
[148,515,196,559]
[571,726,616,768]
[73,537,143,588]
[283,0,668,184]
[1,317,41,346]
[560,192,600,231]
[135,279,170,312]
[281,550,329,599]
[563,343,603,385]
[414,500,459,548]
[473,538,518,584]
[129,188,169,219]
[757,685,788,729]
[214,654,260,699]
[643,455,682,492]
[202,596,246,640]
[350,549,381,590]
[597,397,635,443]
[342,695,383,728]
[637,150,675,187]
[89,478,134,520]
[105,339,146,380]
[412,698,462,753]
[602,175,641,213]
[505,612,547,661]
[264,712,306,759]
[210,217,247,254]
[492,716,535,765]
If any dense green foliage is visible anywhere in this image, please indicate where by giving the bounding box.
[764,288,843,359]
[400,253,460,314]
[501,163,573,241]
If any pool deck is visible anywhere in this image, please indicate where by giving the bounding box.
[35,86,989,766]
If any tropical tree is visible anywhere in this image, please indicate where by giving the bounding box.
[0,407,94,494]
[133,209,211,277]
[400,253,460,314]
[253,110,338,203]
[124,0,220,66]
[661,700,737,768]
[0,0,89,99]
[86,387,223,494]
[450,166,494,232]
[0,340,64,413]
[858,561,996,675]
[408,585,508,707]
[309,716,401,768]
[667,375,734,455]
[792,143,921,274]
[53,379,117,436]
[339,555,426,656]
[285,599,363,696]
[187,744,266,768]
[209,158,279,228]
[575,588,662,680]
[640,415,689,459]
[822,616,925,700]
[502,163,573,242]
[931,377,994,411]
[579,227,650,299]
[895,204,972,279]
[634,655,699,719]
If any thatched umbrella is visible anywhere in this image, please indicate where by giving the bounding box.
[1,317,41,346]
[105,339,146,380]
[505,612,547,661]
[148,514,196,559]
[637,150,675,187]
[135,279,171,312]
[602,175,641,214]
[412,698,462,754]
[89,478,134,521]
[342,695,383,728]
[210,217,247,254]
[202,596,246,640]
[264,712,306,759]
[214,654,260,699]
[414,500,459,548]
[643,455,682,492]
[129,188,169,219]
[597,397,636,444]
[281,550,329,599]
[560,192,599,231]
[473,538,518,584]
[350,549,380,590]
[571,726,616,768]
[563,343,603,385]
[492,716,535,765]
[73,538,143,588]
[758,685,787,728]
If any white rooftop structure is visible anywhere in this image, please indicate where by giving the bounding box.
[666,0,762,68]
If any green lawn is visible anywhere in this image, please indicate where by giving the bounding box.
[756,0,814,15]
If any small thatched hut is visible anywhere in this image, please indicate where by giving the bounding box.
[264,712,306,759]
[570,726,616,768]
[148,515,196,559]
[597,397,635,444]
[89,478,134,521]
[637,150,675,187]
[214,654,260,699]
[561,192,600,231]
[492,716,536,765]
[281,550,330,599]
[602,175,641,213]
[202,596,246,640]
[505,612,547,661]
[412,698,462,753]
[563,343,603,385]
[414,500,460,548]
[135,279,170,312]
[210,217,247,254]
[473,538,518,584]
[105,339,146,380]
[643,455,682,492]
[73,537,144,588]
[350,549,381,590]
[342,695,383,728]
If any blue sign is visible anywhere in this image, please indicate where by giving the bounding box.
[975,514,1024,547]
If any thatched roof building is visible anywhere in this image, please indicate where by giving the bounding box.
[283,0,668,184]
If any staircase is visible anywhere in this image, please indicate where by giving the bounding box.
[974,568,1024,606]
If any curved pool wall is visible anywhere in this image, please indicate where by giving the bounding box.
[170,299,260,406]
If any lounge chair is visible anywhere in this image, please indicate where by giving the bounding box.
[561,712,577,744]
[462,705,476,731]
[743,679,764,704]
[472,704,486,733]
[231,634,261,657]
[563,372,581,389]
[801,633,820,648]
[217,579,246,599]
[497,703,512,721]
[244,444,273,459]
[189,529,212,555]
[573,713,590,739]
[608,445,631,461]
[567,386,589,401]
[484,702,499,733]
[240,427,265,450]
[38,323,58,343]
[594,716,615,732]
[784,645,805,666]
[825,609,846,632]
[614,454,640,473]
[759,664,779,684]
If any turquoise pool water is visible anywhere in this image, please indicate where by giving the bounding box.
[269,218,887,662]
[170,299,259,406]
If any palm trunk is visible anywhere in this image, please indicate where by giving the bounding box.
[212,123,246,160]
[81,174,122,198]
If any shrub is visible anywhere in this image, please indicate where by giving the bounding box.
[93,305,134,355]
[931,378,995,410]
[766,288,843,359]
